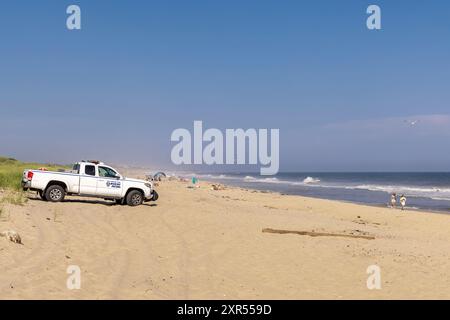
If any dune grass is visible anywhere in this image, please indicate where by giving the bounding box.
[0,156,68,205]
[1,192,28,206]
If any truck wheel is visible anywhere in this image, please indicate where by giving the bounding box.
[39,190,47,201]
[45,185,65,202]
[151,190,159,201]
[126,190,143,206]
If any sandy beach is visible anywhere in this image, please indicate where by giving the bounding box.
[1,173,450,300]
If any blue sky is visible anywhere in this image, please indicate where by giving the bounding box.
[1,1,449,171]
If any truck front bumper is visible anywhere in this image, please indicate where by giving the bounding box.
[144,190,159,202]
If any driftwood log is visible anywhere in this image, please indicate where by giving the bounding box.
[262,228,375,240]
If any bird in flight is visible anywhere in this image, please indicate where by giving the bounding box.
[404,119,419,126]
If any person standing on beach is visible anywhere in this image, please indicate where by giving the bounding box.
[400,195,407,210]
[390,193,397,208]
[192,176,199,188]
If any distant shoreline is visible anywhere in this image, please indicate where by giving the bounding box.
[185,173,450,214]
[205,178,450,215]
[105,167,450,214]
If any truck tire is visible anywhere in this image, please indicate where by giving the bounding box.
[151,190,159,201]
[39,190,47,201]
[126,190,143,206]
[45,185,65,202]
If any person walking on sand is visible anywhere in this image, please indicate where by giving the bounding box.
[400,194,407,210]
[390,193,397,208]
[192,176,199,188]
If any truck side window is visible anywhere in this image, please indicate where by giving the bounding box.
[99,166,117,178]
[85,165,96,176]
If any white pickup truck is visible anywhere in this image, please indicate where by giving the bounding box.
[21,161,158,206]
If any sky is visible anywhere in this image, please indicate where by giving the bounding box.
[0,0,449,172]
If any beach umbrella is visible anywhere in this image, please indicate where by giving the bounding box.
[153,172,167,180]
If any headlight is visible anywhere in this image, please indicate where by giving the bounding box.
[145,183,152,189]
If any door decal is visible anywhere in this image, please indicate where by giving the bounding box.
[106,181,121,188]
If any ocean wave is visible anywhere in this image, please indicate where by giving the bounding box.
[303,177,321,184]
[243,176,306,185]
[346,184,450,200]
[261,177,280,183]
[197,173,450,201]
[244,176,279,183]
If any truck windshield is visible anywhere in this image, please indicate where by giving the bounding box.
[72,164,80,174]
[99,166,118,178]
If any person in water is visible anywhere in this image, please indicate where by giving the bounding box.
[390,193,397,208]
[400,194,407,210]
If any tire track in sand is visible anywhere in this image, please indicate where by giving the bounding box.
[0,201,65,296]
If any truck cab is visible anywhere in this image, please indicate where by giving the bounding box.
[73,161,124,198]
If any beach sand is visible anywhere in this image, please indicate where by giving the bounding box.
[1,175,450,299]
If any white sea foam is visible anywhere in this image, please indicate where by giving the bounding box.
[303,177,321,184]
[346,184,450,201]
[262,177,280,183]
[197,173,450,202]
[243,176,306,185]
[242,178,450,200]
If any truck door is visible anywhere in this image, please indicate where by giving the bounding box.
[97,166,123,197]
[79,164,98,195]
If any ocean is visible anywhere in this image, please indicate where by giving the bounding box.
[191,172,450,212]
